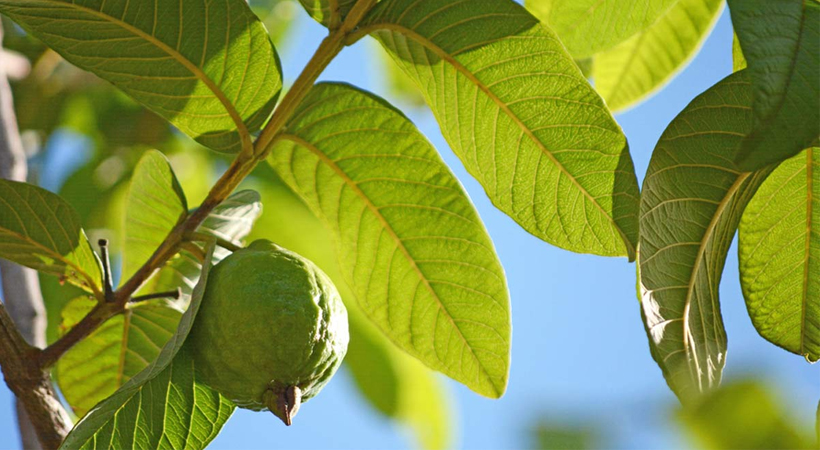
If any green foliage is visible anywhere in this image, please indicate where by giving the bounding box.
[123,150,187,281]
[59,243,235,450]
[526,0,677,57]
[56,297,183,417]
[593,0,723,112]
[0,0,817,446]
[270,82,510,398]
[678,380,814,449]
[362,0,640,259]
[729,0,820,170]
[0,179,102,295]
[244,174,452,449]
[136,190,262,301]
[639,71,773,403]
[738,148,820,361]
[0,0,283,153]
[299,0,357,26]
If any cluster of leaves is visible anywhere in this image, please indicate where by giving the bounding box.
[0,0,816,448]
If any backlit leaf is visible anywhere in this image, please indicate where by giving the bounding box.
[0,179,101,296]
[738,148,820,361]
[639,70,774,403]
[60,242,235,450]
[269,82,510,397]
[56,297,183,417]
[123,150,187,281]
[298,0,357,26]
[593,0,723,112]
[360,0,640,259]
[0,0,283,153]
[526,0,677,57]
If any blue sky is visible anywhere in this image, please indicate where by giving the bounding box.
[1,4,818,450]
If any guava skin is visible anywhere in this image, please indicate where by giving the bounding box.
[189,239,348,424]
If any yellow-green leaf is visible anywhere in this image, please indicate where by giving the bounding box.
[270,82,510,398]
[361,0,640,259]
[0,179,101,296]
[594,0,723,112]
[738,148,820,361]
[527,0,678,57]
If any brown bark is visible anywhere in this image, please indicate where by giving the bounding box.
[0,21,72,450]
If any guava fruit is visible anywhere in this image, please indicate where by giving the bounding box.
[189,239,349,425]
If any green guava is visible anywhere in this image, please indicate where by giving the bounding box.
[189,239,349,425]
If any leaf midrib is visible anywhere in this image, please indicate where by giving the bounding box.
[278,132,503,396]
[0,226,100,296]
[362,22,635,257]
[681,170,749,391]
[39,0,252,151]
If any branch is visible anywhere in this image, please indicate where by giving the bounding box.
[0,300,71,450]
[38,0,381,369]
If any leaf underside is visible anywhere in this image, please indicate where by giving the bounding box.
[60,243,235,450]
[0,0,283,153]
[729,0,820,170]
[0,179,101,295]
[526,0,678,57]
[639,70,774,403]
[362,0,640,259]
[738,148,820,361]
[56,298,183,417]
[270,82,511,398]
[123,150,188,281]
[594,0,723,112]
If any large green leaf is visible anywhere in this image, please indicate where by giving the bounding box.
[360,0,640,259]
[138,190,262,301]
[738,148,820,361]
[0,0,282,153]
[526,0,678,57]
[729,0,820,170]
[269,82,510,397]
[593,0,723,112]
[244,174,452,449]
[639,71,774,403]
[0,179,102,296]
[60,242,236,450]
[298,0,357,26]
[123,150,188,281]
[56,297,183,417]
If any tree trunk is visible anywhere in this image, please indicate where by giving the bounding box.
[0,21,71,450]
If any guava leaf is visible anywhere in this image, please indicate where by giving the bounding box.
[526,0,678,57]
[639,70,775,403]
[243,175,452,449]
[360,0,640,259]
[729,0,820,171]
[59,242,236,450]
[0,0,282,153]
[123,150,188,281]
[738,148,820,361]
[593,0,723,112]
[56,297,183,417]
[298,0,357,26]
[269,82,510,397]
[138,190,262,301]
[0,179,102,296]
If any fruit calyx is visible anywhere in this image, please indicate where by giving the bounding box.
[263,384,302,426]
